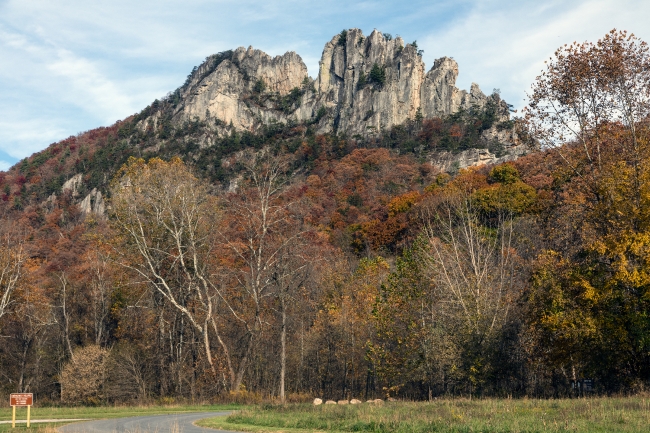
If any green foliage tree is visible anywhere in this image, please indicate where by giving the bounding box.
[338,29,348,46]
[253,78,266,94]
[357,71,367,90]
[369,63,387,88]
[525,29,650,389]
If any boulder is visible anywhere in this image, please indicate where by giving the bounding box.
[325,400,337,405]
[350,398,362,404]
[337,400,349,405]
[313,398,323,405]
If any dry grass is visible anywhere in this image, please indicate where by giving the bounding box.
[197,397,650,433]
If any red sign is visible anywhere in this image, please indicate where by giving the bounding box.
[10,393,33,406]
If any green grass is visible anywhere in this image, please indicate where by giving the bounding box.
[0,403,238,433]
[197,398,650,433]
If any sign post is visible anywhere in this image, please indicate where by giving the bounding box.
[10,393,33,428]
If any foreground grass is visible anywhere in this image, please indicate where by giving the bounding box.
[0,403,238,432]
[197,398,650,433]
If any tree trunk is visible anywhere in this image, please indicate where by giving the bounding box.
[17,339,31,393]
[232,332,254,391]
[280,299,287,403]
[60,274,75,362]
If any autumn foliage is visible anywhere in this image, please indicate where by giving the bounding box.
[1,29,650,402]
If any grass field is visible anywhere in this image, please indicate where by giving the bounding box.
[0,403,238,432]
[197,398,650,433]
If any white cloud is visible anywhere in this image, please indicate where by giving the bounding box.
[2,0,650,160]
[0,116,69,159]
[419,0,650,110]
[46,49,138,123]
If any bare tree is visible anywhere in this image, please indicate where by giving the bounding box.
[86,248,114,346]
[110,157,222,379]
[56,272,75,361]
[217,152,304,392]
[0,222,27,323]
[272,234,311,402]
[420,191,520,350]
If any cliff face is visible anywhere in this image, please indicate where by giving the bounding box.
[313,29,487,136]
[177,47,309,130]
[156,29,502,139]
[15,28,530,222]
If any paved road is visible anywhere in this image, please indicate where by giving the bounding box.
[57,412,239,433]
[0,419,89,425]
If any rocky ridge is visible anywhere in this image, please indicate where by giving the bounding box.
[141,28,522,156]
[60,173,106,216]
[52,28,527,210]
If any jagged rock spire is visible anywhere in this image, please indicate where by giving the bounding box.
[148,28,499,137]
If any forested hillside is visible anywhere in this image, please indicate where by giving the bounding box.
[0,29,649,403]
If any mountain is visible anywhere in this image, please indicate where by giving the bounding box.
[1,28,525,215]
[3,27,649,403]
[145,28,521,146]
[171,28,495,135]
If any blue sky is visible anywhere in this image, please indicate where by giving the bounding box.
[1,0,648,171]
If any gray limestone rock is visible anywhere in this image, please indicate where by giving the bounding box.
[135,28,521,172]
[62,174,83,197]
[172,46,310,131]
[79,188,105,217]
[160,28,494,139]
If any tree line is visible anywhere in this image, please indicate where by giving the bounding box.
[0,29,649,404]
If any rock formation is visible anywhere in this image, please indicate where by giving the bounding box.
[310,29,489,136]
[60,174,106,217]
[62,173,83,195]
[79,188,105,216]
[150,28,508,141]
[177,46,309,130]
[52,29,527,218]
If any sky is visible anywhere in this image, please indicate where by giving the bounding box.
[1,0,648,171]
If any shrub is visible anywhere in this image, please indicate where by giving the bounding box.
[278,87,304,113]
[338,30,348,46]
[253,79,266,94]
[369,63,387,88]
[315,106,328,122]
[60,345,110,405]
[357,71,367,90]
